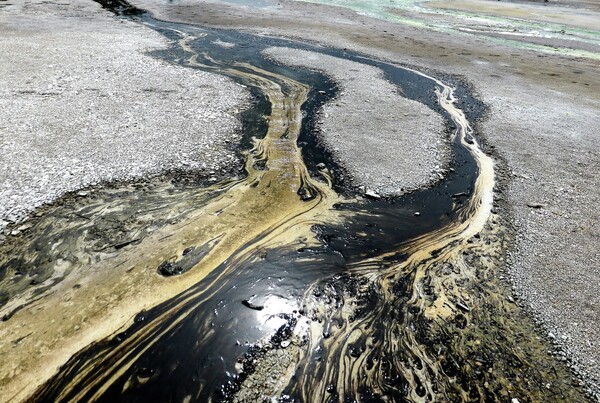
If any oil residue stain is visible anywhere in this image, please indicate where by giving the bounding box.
[0,2,587,402]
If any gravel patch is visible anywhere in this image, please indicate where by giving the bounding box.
[0,0,250,233]
[264,47,446,196]
[481,82,600,398]
[234,346,297,402]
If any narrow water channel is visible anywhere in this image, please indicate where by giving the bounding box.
[0,1,587,402]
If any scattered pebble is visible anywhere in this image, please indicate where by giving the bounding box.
[364,190,381,200]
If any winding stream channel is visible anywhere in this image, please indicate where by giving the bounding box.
[0,1,588,402]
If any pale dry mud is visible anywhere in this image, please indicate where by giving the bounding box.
[130,0,600,398]
[0,0,249,234]
[264,46,447,196]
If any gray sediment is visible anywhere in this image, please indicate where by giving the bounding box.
[481,87,600,398]
[264,47,447,197]
[0,0,250,234]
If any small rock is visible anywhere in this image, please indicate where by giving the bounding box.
[242,299,264,311]
[414,211,421,216]
[17,224,32,232]
[157,261,183,276]
[316,163,326,170]
[364,190,381,200]
[526,202,544,209]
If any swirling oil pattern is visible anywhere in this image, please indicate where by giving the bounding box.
[0,1,587,402]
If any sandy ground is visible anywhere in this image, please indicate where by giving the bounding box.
[0,0,249,234]
[130,0,600,397]
[265,46,446,196]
